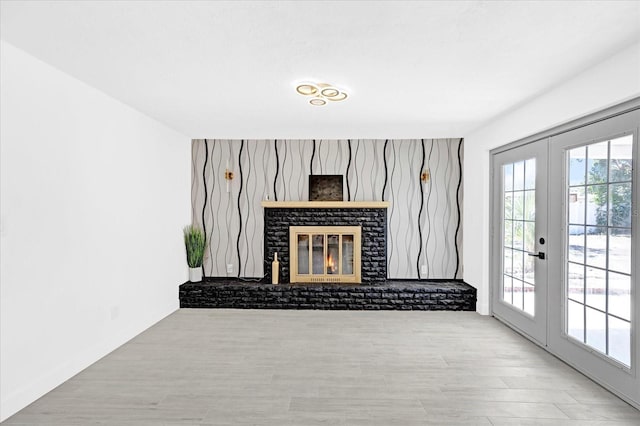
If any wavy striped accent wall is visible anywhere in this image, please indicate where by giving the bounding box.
[191,139,463,279]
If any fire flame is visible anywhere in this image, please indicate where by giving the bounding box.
[327,253,337,273]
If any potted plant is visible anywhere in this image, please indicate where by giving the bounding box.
[184,225,205,282]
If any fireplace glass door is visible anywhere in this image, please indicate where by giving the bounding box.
[290,226,361,283]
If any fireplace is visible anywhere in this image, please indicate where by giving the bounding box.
[289,226,361,283]
[262,201,388,283]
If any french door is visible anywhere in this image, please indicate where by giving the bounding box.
[492,104,640,408]
[491,140,548,345]
[548,109,639,406]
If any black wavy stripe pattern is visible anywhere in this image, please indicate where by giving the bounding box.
[416,139,426,279]
[213,144,223,275]
[282,140,288,199]
[388,141,398,278]
[191,141,198,224]
[236,140,245,278]
[208,140,217,276]
[453,138,463,279]
[201,139,209,275]
[354,140,361,199]
[310,139,316,175]
[273,139,279,201]
[346,139,352,201]
[244,141,255,276]
[432,142,441,277]
[381,139,389,201]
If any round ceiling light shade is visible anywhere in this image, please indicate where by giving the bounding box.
[309,97,326,106]
[320,87,340,98]
[295,81,347,106]
[296,84,318,96]
[327,92,347,101]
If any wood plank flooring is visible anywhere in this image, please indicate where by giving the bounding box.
[4,309,640,425]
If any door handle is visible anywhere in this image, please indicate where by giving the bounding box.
[528,251,545,260]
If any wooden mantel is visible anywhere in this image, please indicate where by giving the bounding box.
[261,201,389,209]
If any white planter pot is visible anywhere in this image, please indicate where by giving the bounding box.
[189,267,203,282]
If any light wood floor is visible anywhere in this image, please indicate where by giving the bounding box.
[4,309,640,425]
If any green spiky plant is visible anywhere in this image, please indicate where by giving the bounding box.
[183,225,205,268]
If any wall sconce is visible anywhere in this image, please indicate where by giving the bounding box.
[225,160,234,192]
[421,169,430,183]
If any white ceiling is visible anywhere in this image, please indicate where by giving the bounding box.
[1,1,639,139]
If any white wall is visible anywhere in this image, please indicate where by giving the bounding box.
[0,41,191,421]
[463,41,640,315]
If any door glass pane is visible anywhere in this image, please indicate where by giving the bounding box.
[513,250,523,281]
[586,185,607,226]
[504,163,513,191]
[512,279,524,310]
[568,226,585,263]
[587,142,608,184]
[609,135,633,183]
[585,307,606,354]
[525,159,536,190]
[585,226,607,269]
[524,190,535,220]
[503,275,513,304]
[609,183,632,227]
[504,220,514,248]
[502,159,536,315]
[504,248,513,275]
[568,187,586,224]
[523,283,535,316]
[312,235,324,274]
[565,136,632,367]
[513,161,525,190]
[567,262,585,304]
[524,222,535,253]
[568,300,585,341]
[585,267,606,312]
[608,272,631,321]
[569,146,586,186]
[513,192,524,220]
[504,193,513,220]
[608,316,631,367]
[297,235,309,274]
[609,228,631,274]
[513,221,523,250]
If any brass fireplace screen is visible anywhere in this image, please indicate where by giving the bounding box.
[289,226,362,283]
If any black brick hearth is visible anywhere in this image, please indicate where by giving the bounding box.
[179,280,476,311]
[264,207,387,283]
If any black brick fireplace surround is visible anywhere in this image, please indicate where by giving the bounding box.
[263,206,387,283]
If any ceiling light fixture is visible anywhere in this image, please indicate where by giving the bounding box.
[309,97,326,106]
[296,81,348,106]
[296,84,318,96]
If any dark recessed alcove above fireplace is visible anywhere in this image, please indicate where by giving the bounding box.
[262,202,388,284]
[309,175,343,201]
